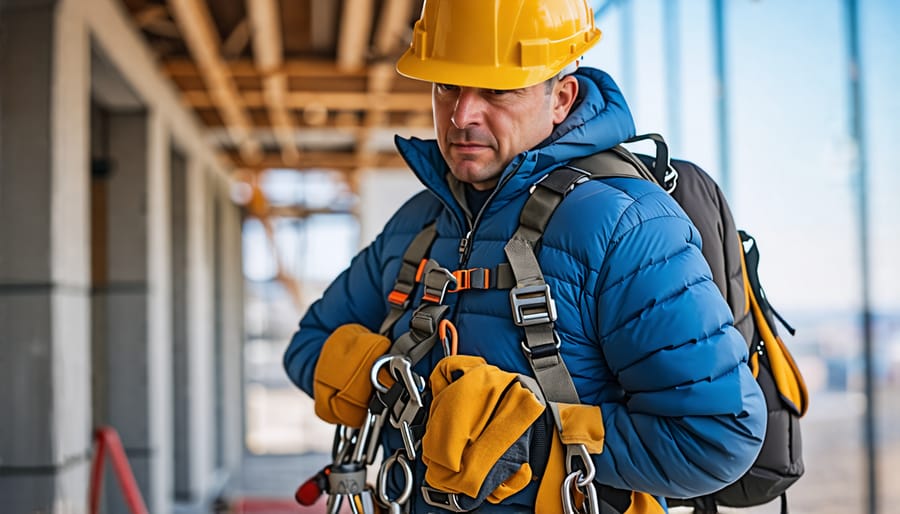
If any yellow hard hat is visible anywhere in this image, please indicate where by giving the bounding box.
[396,0,602,90]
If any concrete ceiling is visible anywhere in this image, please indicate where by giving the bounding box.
[119,0,433,174]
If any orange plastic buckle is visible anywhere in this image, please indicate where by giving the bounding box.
[388,290,409,306]
[450,268,490,292]
[414,259,428,282]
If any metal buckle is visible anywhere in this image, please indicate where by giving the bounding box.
[510,284,558,326]
[422,264,457,304]
[421,486,469,512]
[520,331,561,358]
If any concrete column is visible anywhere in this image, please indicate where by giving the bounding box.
[216,182,246,472]
[170,146,190,499]
[186,161,216,498]
[145,110,174,514]
[0,1,93,513]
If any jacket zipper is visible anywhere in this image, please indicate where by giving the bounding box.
[457,160,524,267]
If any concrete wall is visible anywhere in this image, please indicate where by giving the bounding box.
[0,0,246,512]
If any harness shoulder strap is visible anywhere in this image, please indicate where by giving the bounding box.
[508,147,662,514]
[507,147,655,404]
[379,221,439,335]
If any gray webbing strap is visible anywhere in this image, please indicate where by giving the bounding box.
[569,147,657,184]
[504,167,592,406]
[506,149,653,405]
[503,150,655,514]
[388,304,450,365]
[379,222,438,335]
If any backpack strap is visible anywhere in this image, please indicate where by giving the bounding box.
[623,133,679,192]
[568,146,657,183]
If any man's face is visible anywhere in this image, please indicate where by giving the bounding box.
[432,77,577,191]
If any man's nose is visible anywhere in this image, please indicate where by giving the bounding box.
[451,88,485,129]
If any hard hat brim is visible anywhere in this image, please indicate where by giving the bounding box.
[396,48,591,91]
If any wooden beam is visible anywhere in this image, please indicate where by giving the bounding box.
[267,205,355,218]
[247,0,301,165]
[348,1,416,174]
[162,58,372,79]
[135,5,180,38]
[337,0,374,71]
[135,5,169,27]
[310,0,339,51]
[221,149,407,171]
[222,18,252,59]
[373,0,414,57]
[182,90,433,112]
[167,0,262,163]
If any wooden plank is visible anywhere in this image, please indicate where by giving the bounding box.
[167,0,262,164]
[337,0,374,71]
[221,149,407,171]
[247,0,301,164]
[182,89,432,111]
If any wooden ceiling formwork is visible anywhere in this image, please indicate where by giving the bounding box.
[120,0,432,174]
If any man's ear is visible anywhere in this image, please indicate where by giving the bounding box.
[551,75,579,124]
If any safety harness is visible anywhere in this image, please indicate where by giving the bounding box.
[298,139,675,514]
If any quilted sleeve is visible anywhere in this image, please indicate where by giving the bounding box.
[590,195,766,498]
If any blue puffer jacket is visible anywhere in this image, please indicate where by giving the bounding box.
[284,68,766,512]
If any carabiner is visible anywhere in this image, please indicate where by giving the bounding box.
[377,451,413,511]
[565,443,596,487]
[561,471,600,514]
[439,319,458,357]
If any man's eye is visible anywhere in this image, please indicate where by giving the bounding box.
[436,83,459,93]
[489,89,511,95]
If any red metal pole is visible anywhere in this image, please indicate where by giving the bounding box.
[88,427,150,514]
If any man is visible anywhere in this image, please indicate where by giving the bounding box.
[284,0,766,512]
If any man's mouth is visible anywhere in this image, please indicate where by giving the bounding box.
[451,142,490,151]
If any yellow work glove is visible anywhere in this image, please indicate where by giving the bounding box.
[312,323,391,428]
[422,355,545,508]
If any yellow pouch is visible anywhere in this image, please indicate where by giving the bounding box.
[312,324,391,428]
[423,355,544,500]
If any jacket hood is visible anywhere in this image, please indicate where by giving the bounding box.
[394,67,635,218]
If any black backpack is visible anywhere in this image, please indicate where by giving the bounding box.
[565,136,809,513]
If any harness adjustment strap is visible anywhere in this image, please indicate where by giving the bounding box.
[380,222,438,335]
